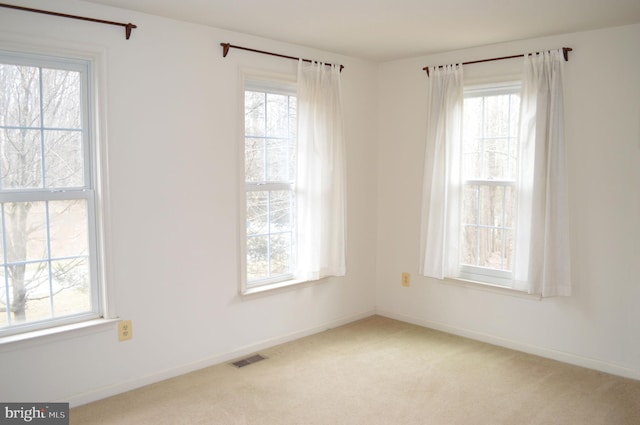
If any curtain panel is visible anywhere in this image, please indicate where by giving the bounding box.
[296,60,347,281]
[513,49,572,296]
[418,64,464,279]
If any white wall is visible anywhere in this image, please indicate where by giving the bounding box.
[0,0,378,405]
[376,23,640,379]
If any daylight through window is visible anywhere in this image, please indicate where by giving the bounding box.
[0,51,100,336]
[244,79,297,288]
[460,83,520,285]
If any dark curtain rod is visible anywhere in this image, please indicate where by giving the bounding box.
[0,2,137,40]
[221,43,344,72]
[423,47,572,77]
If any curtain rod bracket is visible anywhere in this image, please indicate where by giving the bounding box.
[125,23,136,40]
[221,43,231,58]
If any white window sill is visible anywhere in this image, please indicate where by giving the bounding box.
[0,318,119,353]
[442,277,541,300]
[241,277,320,298]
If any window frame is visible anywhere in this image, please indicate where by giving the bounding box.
[240,71,301,294]
[457,81,522,288]
[0,48,105,339]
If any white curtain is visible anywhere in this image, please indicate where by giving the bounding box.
[418,64,464,279]
[296,60,347,281]
[513,49,571,296]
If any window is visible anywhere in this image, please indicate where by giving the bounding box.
[243,78,297,289]
[241,65,346,293]
[460,83,520,286]
[421,54,569,296]
[0,50,101,337]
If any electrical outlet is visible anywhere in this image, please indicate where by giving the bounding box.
[401,272,411,287]
[118,320,133,341]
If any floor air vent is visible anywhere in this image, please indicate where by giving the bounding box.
[232,354,267,368]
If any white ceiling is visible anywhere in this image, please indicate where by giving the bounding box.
[83,0,640,61]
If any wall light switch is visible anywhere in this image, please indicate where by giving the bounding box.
[401,272,411,287]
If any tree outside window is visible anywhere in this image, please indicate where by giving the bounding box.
[0,54,98,332]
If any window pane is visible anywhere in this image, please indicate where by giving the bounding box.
[483,138,509,180]
[270,233,292,275]
[504,186,516,228]
[266,93,290,138]
[288,97,297,139]
[246,191,268,236]
[45,130,84,188]
[462,151,481,180]
[507,138,518,181]
[4,202,48,263]
[477,227,504,269]
[463,91,520,182]
[49,200,89,258]
[462,97,482,180]
[41,69,81,129]
[51,258,91,314]
[1,259,91,327]
[462,185,479,225]
[0,64,40,128]
[462,185,514,272]
[463,97,482,141]
[504,229,514,270]
[484,94,511,138]
[478,185,505,227]
[0,129,43,189]
[461,225,478,266]
[270,190,293,232]
[245,138,265,182]
[510,94,520,137]
[266,139,294,182]
[245,91,265,137]
[0,199,93,327]
[246,189,294,282]
[247,235,268,281]
[4,261,50,324]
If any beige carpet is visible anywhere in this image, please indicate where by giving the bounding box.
[71,316,640,424]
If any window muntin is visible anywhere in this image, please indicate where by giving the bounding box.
[244,81,297,288]
[460,84,520,286]
[0,51,100,336]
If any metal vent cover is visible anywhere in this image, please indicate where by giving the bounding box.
[231,354,267,368]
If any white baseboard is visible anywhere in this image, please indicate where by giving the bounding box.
[67,309,376,407]
[376,309,640,381]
